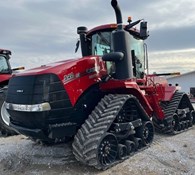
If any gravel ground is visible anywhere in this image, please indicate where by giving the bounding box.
[0,126,195,175]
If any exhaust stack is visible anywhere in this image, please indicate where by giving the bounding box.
[110,0,134,79]
[111,0,123,30]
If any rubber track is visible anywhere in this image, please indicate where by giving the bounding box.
[72,94,150,169]
[162,91,194,134]
[163,92,184,117]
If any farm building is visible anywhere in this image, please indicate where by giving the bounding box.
[167,70,195,97]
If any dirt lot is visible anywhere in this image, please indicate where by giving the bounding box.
[0,126,195,175]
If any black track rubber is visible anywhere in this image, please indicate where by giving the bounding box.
[160,91,194,134]
[0,90,18,136]
[72,94,154,169]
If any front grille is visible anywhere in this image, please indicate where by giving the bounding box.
[7,74,65,104]
[6,73,73,129]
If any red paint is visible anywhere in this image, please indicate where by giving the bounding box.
[138,74,176,120]
[0,74,12,83]
[100,79,154,116]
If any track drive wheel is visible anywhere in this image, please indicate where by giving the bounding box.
[0,91,18,136]
[97,133,118,166]
[136,121,154,146]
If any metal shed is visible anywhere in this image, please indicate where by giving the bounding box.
[167,70,195,97]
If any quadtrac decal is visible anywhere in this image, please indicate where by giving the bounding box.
[63,66,100,84]
[86,66,100,79]
[63,72,75,83]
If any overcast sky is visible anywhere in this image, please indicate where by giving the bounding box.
[0,0,195,74]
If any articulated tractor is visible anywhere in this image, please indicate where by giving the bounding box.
[3,0,195,169]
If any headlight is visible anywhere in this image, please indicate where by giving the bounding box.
[5,102,51,112]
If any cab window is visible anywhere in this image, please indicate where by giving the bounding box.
[91,31,115,74]
[91,32,111,56]
[0,56,9,73]
[130,36,145,78]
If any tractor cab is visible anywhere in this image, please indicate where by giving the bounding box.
[0,49,12,75]
[0,49,12,87]
[0,49,24,87]
[77,22,148,80]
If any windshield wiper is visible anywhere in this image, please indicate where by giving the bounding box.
[97,32,110,46]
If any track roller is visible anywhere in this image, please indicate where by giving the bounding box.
[180,121,185,130]
[172,114,180,131]
[136,121,154,146]
[117,144,127,160]
[125,140,135,156]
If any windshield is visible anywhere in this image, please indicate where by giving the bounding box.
[91,32,111,56]
[0,56,10,73]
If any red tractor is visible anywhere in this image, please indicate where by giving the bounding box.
[0,49,12,87]
[0,49,17,135]
[0,49,24,135]
[3,0,195,169]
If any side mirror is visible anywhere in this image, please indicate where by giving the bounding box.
[12,66,25,71]
[102,52,124,62]
[77,26,88,35]
[77,26,89,57]
[140,21,149,40]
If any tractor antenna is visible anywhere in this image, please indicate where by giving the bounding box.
[111,0,123,30]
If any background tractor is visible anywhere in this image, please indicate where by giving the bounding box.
[3,0,195,169]
[0,49,24,135]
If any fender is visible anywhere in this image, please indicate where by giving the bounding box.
[100,79,153,117]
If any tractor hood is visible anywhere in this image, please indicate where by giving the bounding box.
[14,58,78,76]
[12,56,106,87]
[0,74,12,83]
[7,55,106,106]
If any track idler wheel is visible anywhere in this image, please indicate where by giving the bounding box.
[117,144,127,160]
[125,140,135,156]
[97,133,118,166]
[136,121,154,146]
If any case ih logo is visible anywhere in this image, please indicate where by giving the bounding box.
[16,90,24,93]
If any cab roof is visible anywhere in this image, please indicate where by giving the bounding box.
[0,49,11,55]
[87,23,141,39]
